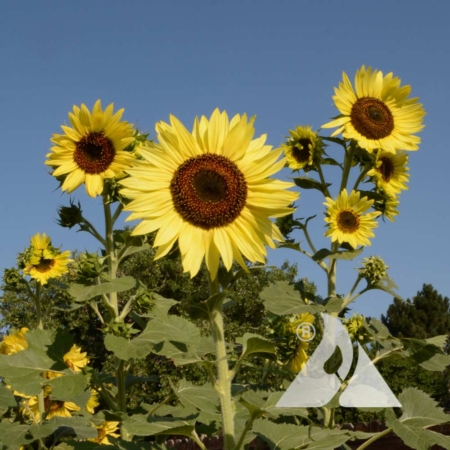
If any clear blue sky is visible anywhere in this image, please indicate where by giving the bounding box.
[0,0,448,320]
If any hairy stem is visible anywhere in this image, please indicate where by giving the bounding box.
[208,274,235,450]
[356,428,392,450]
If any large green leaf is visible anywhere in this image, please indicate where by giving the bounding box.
[397,388,449,427]
[47,373,89,401]
[68,276,136,303]
[237,333,276,360]
[0,385,17,408]
[0,422,36,447]
[182,292,227,320]
[386,409,450,450]
[122,414,195,437]
[263,391,309,420]
[144,293,178,320]
[420,353,450,371]
[171,379,219,415]
[261,281,323,316]
[0,329,75,396]
[252,420,351,450]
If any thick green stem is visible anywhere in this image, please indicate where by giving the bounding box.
[35,282,43,331]
[208,275,235,450]
[352,166,370,191]
[103,197,119,317]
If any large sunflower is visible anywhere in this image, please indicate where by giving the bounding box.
[120,108,298,279]
[322,66,425,153]
[324,189,381,248]
[23,233,72,285]
[367,150,409,196]
[45,100,135,197]
[0,328,28,355]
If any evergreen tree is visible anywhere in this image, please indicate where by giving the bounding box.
[381,283,450,339]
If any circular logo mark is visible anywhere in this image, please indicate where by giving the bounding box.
[296,322,316,342]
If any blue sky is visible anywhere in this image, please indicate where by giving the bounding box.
[0,0,448,320]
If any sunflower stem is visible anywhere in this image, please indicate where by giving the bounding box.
[208,274,235,450]
[35,282,44,331]
[317,164,331,198]
[352,165,370,191]
[111,202,124,226]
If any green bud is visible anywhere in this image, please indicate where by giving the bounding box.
[3,268,23,288]
[357,255,389,285]
[57,199,83,229]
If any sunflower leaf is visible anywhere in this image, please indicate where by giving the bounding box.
[293,176,329,195]
[236,333,277,360]
[170,379,219,414]
[68,276,136,303]
[312,247,363,261]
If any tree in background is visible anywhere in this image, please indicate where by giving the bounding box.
[381,283,450,339]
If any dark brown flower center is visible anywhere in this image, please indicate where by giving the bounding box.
[337,210,360,233]
[350,97,394,140]
[35,258,55,273]
[292,138,312,164]
[377,157,394,182]
[74,132,115,174]
[170,154,247,229]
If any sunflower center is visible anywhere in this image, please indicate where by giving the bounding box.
[35,258,55,273]
[292,139,312,163]
[74,132,115,174]
[170,153,248,229]
[350,97,394,140]
[337,210,360,233]
[49,400,65,412]
[377,157,394,182]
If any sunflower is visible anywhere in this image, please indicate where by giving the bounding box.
[379,193,400,222]
[120,108,298,279]
[86,389,100,414]
[89,421,120,445]
[367,150,409,196]
[23,233,72,285]
[343,314,372,344]
[0,327,28,355]
[24,386,80,422]
[324,189,381,248]
[45,100,135,198]
[289,313,315,372]
[322,65,425,153]
[63,344,89,372]
[282,125,318,171]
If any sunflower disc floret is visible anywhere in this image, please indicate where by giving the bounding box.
[120,108,298,279]
[322,65,425,153]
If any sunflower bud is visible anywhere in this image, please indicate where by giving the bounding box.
[358,255,389,284]
[57,200,83,229]
[3,268,23,288]
[76,252,105,283]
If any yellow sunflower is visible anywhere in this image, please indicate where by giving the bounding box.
[23,233,72,285]
[63,344,89,372]
[381,193,400,222]
[322,65,425,153]
[367,150,409,196]
[324,189,381,248]
[288,313,315,372]
[24,386,80,422]
[86,389,100,414]
[282,125,317,171]
[89,421,120,445]
[0,327,28,355]
[45,100,135,198]
[120,108,298,279]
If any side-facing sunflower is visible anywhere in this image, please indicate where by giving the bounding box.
[45,100,135,197]
[324,189,381,248]
[0,328,28,355]
[120,108,298,279]
[22,233,72,285]
[322,65,425,153]
[89,421,120,445]
[367,150,409,196]
[282,125,319,171]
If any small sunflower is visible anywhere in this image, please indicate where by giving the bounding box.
[23,233,72,285]
[0,328,28,355]
[46,100,135,198]
[324,189,381,248]
[89,421,120,445]
[383,194,400,222]
[322,65,425,153]
[24,386,80,422]
[282,125,318,171]
[120,108,298,279]
[367,150,409,196]
[63,344,89,372]
[86,389,100,414]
